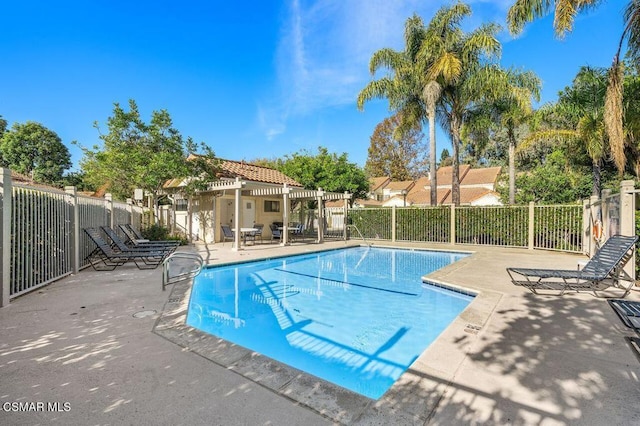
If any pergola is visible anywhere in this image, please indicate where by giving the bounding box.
[205,177,352,251]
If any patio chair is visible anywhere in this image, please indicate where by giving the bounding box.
[83,228,170,270]
[101,226,176,254]
[269,224,282,243]
[507,234,639,296]
[221,224,235,246]
[118,224,180,249]
[290,223,305,241]
[253,223,264,244]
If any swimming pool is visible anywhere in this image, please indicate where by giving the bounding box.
[186,247,473,399]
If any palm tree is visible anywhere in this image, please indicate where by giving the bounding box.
[418,3,533,205]
[423,81,441,205]
[357,15,441,205]
[464,69,541,204]
[507,0,640,175]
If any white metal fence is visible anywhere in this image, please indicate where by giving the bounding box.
[349,203,584,252]
[1,169,144,306]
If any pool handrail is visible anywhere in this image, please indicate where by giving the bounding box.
[162,252,204,291]
[347,224,371,247]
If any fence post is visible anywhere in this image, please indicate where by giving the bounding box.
[316,188,324,244]
[1,168,12,307]
[620,180,636,282]
[391,205,396,243]
[64,186,80,275]
[126,198,133,225]
[582,199,590,255]
[343,192,349,241]
[450,204,456,245]
[528,201,535,250]
[105,193,114,228]
[601,189,611,240]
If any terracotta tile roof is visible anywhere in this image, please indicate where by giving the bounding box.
[441,187,500,205]
[168,155,302,188]
[9,170,65,192]
[408,176,431,194]
[354,198,385,207]
[369,176,390,191]
[384,180,415,191]
[325,200,347,208]
[218,159,302,186]
[460,166,501,186]
[435,165,471,184]
[406,188,451,205]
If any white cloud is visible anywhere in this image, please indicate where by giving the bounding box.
[257,0,514,139]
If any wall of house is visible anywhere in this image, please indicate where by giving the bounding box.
[470,193,502,206]
[174,194,287,243]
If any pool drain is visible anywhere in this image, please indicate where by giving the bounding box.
[133,310,157,318]
[464,323,482,334]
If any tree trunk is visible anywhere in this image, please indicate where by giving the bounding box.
[451,116,461,206]
[592,159,602,198]
[429,114,437,206]
[508,126,516,205]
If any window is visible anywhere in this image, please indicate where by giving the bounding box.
[175,199,188,212]
[264,200,280,212]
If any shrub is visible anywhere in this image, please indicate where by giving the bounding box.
[141,224,186,245]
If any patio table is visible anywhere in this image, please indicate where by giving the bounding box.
[240,227,258,245]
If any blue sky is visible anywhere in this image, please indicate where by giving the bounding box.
[0,1,628,172]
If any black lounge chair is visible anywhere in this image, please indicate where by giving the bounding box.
[117,224,180,249]
[101,226,176,254]
[84,228,171,270]
[507,235,639,296]
[126,224,147,240]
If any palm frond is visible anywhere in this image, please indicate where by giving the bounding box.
[604,58,626,174]
[507,0,550,35]
[576,113,605,161]
[369,48,405,75]
[517,129,580,152]
[463,23,502,62]
[357,78,395,111]
[624,0,640,61]
[428,52,462,84]
[553,0,578,37]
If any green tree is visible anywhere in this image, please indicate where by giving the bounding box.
[80,99,219,208]
[499,149,591,203]
[439,148,453,167]
[0,121,72,185]
[521,67,610,197]
[357,14,440,205]
[364,114,426,180]
[507,0,640,176]
[277,147,369,202]
[0,115,7,137]
[418,2,531,205]
[464,69,541,204]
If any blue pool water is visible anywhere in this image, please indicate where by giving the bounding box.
[186,247,473,399]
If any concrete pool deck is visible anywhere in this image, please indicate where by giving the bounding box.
[1,240,639,425]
